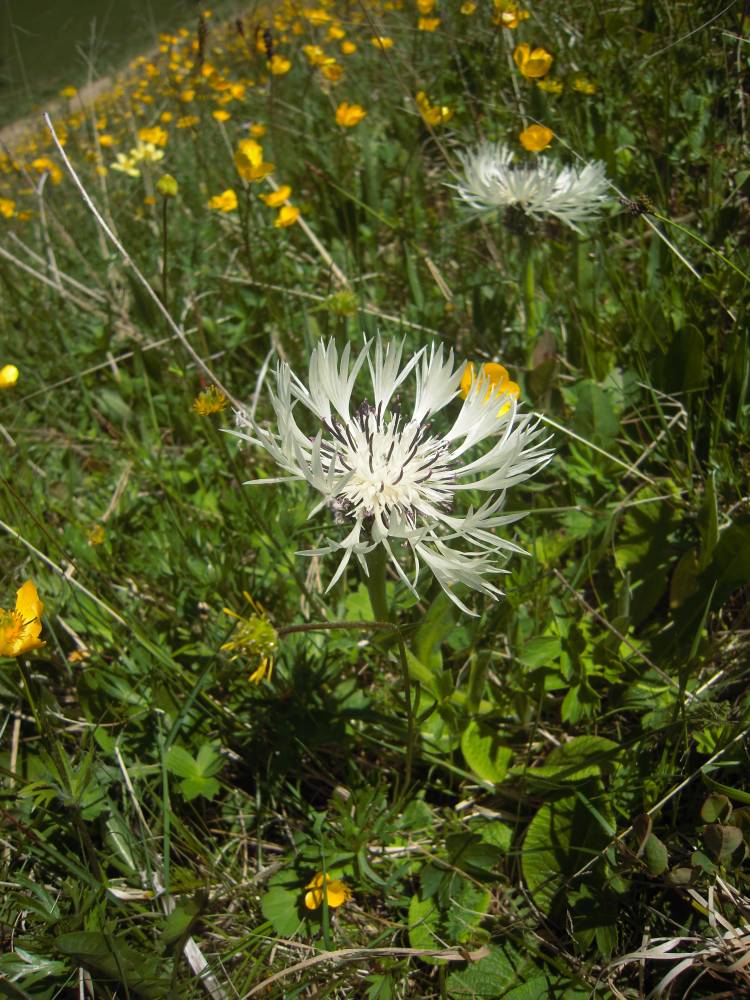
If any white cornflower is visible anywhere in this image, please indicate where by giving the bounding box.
[232,339,552,614]
[453,141,609,232]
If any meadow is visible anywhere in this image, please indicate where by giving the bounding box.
[1,1,749,997]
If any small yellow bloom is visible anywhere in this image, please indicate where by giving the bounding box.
[88,524,106,546]
[519,124,553,152]
[222,592,278,684]
[235,139,274,182]
[418,17,441,31]
[60,86,78,98]
[572,75,597,95]
[513,43,553,79]
[537,78,563,94]
[303,44,327,65]
[31,157,63,185]
[415,91,453,126]
[371,35,394,49]
[341,40,357,54]
[327,24,345,40]
[304,6,330,24]
[177,115,200,128]
[143,195,157,206]
[274,204,300,227]
[417,0,435,12]
[111,153,140,178]
[212,109,231,122]
[0,198,16,219]
[250,123,267,137]
[98,134,114,147]
[193,384,228,414]
[460,1,477,13]
[260,185,291,207]
[0,364,19,388]
[138,126,168,146]
[269,54,291,74]
[208,189,238,212]
[335,101,367,127]
[180,88,195,102]
[492,1,528,28]
[304,873,351,910]
[0,581,45,657]
[460,362,520,416]
[157,173,179,197]
[321,61,343,82]
[161,111,174,123]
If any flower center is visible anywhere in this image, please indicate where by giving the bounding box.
[0,609,25,645]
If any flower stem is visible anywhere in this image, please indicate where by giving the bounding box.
[161,195,169,310]
[365,544,390,623]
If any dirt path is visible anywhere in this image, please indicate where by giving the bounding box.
[0,74,115,151]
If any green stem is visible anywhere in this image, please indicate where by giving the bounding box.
[365,545,390,623]
[522,239,537,346]
[161,196,169,310]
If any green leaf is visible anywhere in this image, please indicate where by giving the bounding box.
[445,943,531,997]
[519,735,621,784]
[164,745,198,780]
[517,636,562,669]
[570,380,620,448]
[407,894,443,960]
[643,834,669,876]
[702,824,746,866]
[261,885,303,937]
[461,721,513,784]
[55,932,168,999]
[700,794,732,824]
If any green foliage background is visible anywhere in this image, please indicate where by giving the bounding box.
[1,0,749,996]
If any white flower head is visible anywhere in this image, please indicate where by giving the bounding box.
[453,141,609,232]
[232,339,552,615]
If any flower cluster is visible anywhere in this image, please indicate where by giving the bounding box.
[233,339,552,614]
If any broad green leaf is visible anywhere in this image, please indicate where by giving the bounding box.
[260,886,303,937]
[644,834,669,876]
[519,735,621,784]
[461,721,513,784]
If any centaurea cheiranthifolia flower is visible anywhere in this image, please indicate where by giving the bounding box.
[453,141,609,232]
[232,340,552,615]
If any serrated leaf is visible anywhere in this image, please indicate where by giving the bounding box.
[407,894,443,963]
[164,745,198,779]
[261,886,303,937]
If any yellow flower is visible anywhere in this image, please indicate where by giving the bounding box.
[417,0,435,12]
[235,139,274,182]
[492,1,528,28]
[212,109,231,122]
[161,111,174,123]
[513,43,553,79]
[193,384,228,414]
[572,75,597,94]
[111,153,140,177]
[131,141,164,164]
[157,173,179,197]
[460,362,520,416]
[303,44,327,65]
[327,24,345,40]
[269,54,291,74]
[460,1,477,12]
[88,524,106,546]
[98,134,114,147]
[138,126,168,146]
[335,101,367,127]
[371,35,394,49]
[415,91,453,126]
[0,581,45,657]
[208,189,238,212]
[260,185,292,207]
[321,61,343,82]
[341,40,357,54]
[537,78,563,94]
[250,123,267,137]
[418,16,441,30]
[304,873,351,910]
[59,85,78,98]
[221,592,278,684]
[177,115,200,128]
[31,157,63,185]
[0,198,16,219]
[304,6,331,24]
[274,204,300,227]
[180,88,195,102]
[0,364,19,387]
[519,124,553,151]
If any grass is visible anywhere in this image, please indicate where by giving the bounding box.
[1,0,750,997]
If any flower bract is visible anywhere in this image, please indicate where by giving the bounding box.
[232,339,552,614]
[453,141,609,232]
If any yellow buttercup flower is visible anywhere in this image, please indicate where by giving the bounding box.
[250,123,267,137]
[418,17,441,31]
[88,524,106,546]
[0,198,16,219]
[572,75,597,94]
[303,44,326,65]
[415,91,453,126]
[31,157,63,185]
[260,185,292,208]
[371,35,394,49]
[341,40,357,54]
[0,364,19,388]
[460,1,477,13]
[321,61,343,82]
[208,189,238,212]
[335,101,367,127]
[460,362,520,416]
[417,0,435,12]
[212,109,231,122]
[137,126,168,146]
[0,581,45,657]
[519,124,553,152]
[221,592,278,684]
[59,85,77,98]
[274,204,300,227]
[513,43,553,79]
[177,115,200,128]
[235,139,274,182]
[492,0,529,28]
[537,78,563,94]
[269,54,291,74]
[304,873,351,910]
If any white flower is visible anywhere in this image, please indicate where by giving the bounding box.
[453,141,609,232]
[232,339,552,614]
